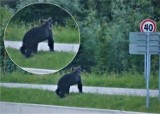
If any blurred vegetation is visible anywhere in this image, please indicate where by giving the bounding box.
[0,0,160,75]
[0,6,18,73]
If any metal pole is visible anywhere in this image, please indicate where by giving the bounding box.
[146,33,150,108]
[144,54,146,79]
[158,34,160,102]
[159,55,160,101]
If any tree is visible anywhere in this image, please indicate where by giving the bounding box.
[1,0,160,74]
[0,6,18,72]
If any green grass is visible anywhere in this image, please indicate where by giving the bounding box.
[5,23,80,43]
[0,87,160,113]
[1,71,60,84]
[1,71,159,89]
[6,48,75,70]
[53,26,80,43]
[83,72,159,89]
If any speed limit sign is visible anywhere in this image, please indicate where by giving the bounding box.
[140,19,156,32]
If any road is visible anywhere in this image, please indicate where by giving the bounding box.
[0,83,159,97]
[0,102,150,114]
[4,41,80,53]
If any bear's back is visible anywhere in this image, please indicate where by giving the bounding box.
[58,73,80,86]
[23,26,51,43]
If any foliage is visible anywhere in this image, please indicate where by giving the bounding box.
[75,0,160,74]
[1,0,160,74]
[53,25,79,43]
[13,3,73,26]
[0,6,18,73]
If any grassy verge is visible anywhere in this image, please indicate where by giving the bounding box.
[1,71,60,84]
[53,25,79,43]
[5,23,79,43]
[0,87,160,113]
[6,48,75,70]
[1,71,158,89]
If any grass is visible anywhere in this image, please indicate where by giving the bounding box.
[0,87,160,113]
[0,71,159,89]
[1,71,60,84]
[6,48,75,70]
[5,23,80,43]
[83,72,159,89]
[53,25,80,43]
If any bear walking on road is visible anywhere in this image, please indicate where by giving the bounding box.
[56,66,83,98]
[20,17,54,58]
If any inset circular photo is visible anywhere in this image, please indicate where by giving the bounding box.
[4,3,80,74]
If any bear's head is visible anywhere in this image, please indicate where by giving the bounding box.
[39,17,52,29]
[72,66,81,75]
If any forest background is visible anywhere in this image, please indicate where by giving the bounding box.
[1,0,160,75]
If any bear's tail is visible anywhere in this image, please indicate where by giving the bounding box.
[20,45,26,55]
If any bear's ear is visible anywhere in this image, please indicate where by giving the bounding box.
[39,18,45,24]
[48,17,52,23]
[77,66,81,72]
[71,67,75,71]
[76,66,81,74]
[71,66,81,72]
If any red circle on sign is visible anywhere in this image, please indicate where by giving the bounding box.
[140,19,156,32]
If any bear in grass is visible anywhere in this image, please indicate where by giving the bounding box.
[56,66,83,98]
[20,17,54,58]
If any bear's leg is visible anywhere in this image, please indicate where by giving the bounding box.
[56,87,65,98]
[66,86,70,94]
[59,89,65,98]
[78,81,83,93]
[25,43,36,58]
[48,37,54,51]
[59,86,70,98]
[33,43,38,53]
[25,49,32,58]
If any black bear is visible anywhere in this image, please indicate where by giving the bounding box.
[56,66,83,98]
[20,17,54,58]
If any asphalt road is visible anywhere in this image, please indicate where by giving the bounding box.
[0,102,150,114]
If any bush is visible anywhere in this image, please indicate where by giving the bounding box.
[0,6,18,73]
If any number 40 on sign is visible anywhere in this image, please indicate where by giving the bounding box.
[140,19,156,32]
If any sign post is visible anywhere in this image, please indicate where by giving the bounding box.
[159,55,160,101]
[140,19,156,108]
[159,34,160,102]
[129,19,160,108]
[146,33,151,108]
